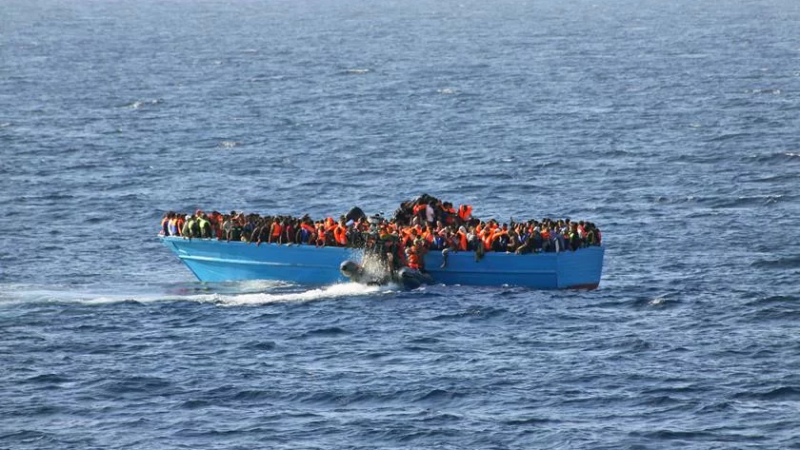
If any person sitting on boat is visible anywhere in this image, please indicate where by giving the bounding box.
[162,196,603,254]
[333,217,348,247]
[516,226,542,254]
[295,217,314,244]
[430,228,447,251]
[490,223,508,252]
[505,229,520,253]
[315,223,328,247]
[438,227,462,268]
[405,239,427,272]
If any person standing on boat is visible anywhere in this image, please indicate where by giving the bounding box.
[196,214,211,238]
[222,214,234,241]
[550,227,565,252]
[457,204,472,225]
[568,223,582,251]
[182,214,199,239]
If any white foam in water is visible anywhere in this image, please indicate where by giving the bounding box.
[78,293,217,305]
[0,281,390,307]
[216,282,388,306]
[0,284,214,306]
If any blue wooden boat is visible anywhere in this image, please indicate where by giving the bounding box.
[159,236,604,289]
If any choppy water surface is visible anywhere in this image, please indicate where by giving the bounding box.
[1,0,799,448]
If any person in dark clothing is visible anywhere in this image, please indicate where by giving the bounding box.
[345,207,366,223]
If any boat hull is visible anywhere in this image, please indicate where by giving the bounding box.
[159,236,604,289]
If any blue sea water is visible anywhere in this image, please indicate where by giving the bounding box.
[1,0,800,447]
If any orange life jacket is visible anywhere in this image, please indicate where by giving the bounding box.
[334,225,347,246]
[407,252,421,270]
[458,205,472,221]
[482,232,494,251]
[271,222,282,238]
[457,231,468,251]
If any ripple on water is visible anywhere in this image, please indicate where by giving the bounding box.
[3,0,800,448]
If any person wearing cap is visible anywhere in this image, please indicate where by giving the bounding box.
[182,214,199,239]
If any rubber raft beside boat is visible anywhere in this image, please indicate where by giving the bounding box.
[159,236,604,289]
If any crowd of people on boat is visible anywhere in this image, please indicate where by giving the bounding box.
[159,194,601,271]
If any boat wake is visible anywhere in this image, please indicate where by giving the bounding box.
[214,282,391,306]
[0,282,393,307]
